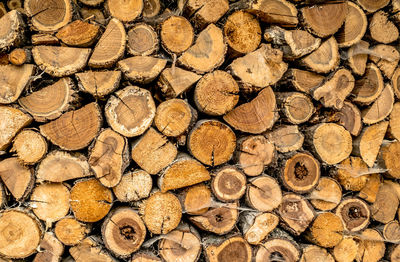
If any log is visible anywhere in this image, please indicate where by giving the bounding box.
[31,33,59,45]
[246,175,282,212]
[335,156,369,192]
[36,150,91,182]
[305,212,344,248]
[0,64,34,104]
[131,252,161,262]
[332,236,360,262]
[379,141,400,179]
[276,92,315,124]
[0,106,32,150]
[287,68,324,94]
[335,197,370,232]
[300,245,335,262]
[10,129,47,164]
[0,3,6,18]
[142,0,160,18]
[141,191,182,234]
[112,170,152,202]
[40,102,102,150]
[157,67,201,98]
[204,236,252,262]
[245,0,298,27]
[392,67,400,100]
[369,44,400,79]
[241,212,279,245]
[358,173,381,203]
[328,101,362,136]
[0,10,25,51]
[194,70,239,116]
[8,48,31,65]
[383,220,400,242]
[70,237,116,262]
[79,7,106,24]
[127,23,158,56]
[160,16,193,54]
[19,77,77,122]
[264,125,304,153]
[118,56,167,84]
[357,0,389,12]
[105,0,143,22]
[79,0,104,6]
[352,63,384,106]
[347,40,369,76]
[89,128,129,187]
[362,83,394,124]
[105,86,156,137]
[76,70,121,98]
[371,181,399,223]
[54,217,90,246]
[309,177,342,211]
[102,207,146,258]
[33,232,64,262]
[369,11,398,44]
[390,102,400,140]
[255,238,300,262]
[211,166,246,202]
[358,229,385,262]
[185,0,228,30]
[70,178,113,222]
[56,20,100,47]
[179,183,211,215]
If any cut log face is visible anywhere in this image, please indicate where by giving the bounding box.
[30,183,70,226]
[352,63,384,105]
[181,183,211,215]
[142,0,160,18]
[186,0,229,29]
[24,0,72,32]
[284,29,321,58]
[224,87,278,134]
[79,0,105,6]
[33,232,64,262]
[288,69,324,94]
[188,120,236,166]
[159,153,210,192]
[312,69,355,110]
[102,207,146,257]
[205,236,252,262]
[131,127,177,175]
[113,170,152,202]
[55,217,90,246]
[32,46,91,77]
[362,83,394,124]
[255,238,300,262]
[36,150,90,182]
[347,40,369,76]
[70,237,116,262]
[0,157,34,201]
[369,44,400,79]
[212,166,246,202]
[105,86,156,137]
[178,24,226,74]
[0,64,34,104]
[300,37,340,74]
[309,177,342,211]
[332,236,360,262]
[118,56,167,84]
[265,125,304,153]
[246,176,282,212]
[358,173,381,203]
[142,192,182,234]
[282,152,320,193]
[335,198,370,232]
[380,142,400,179]
[224,10,261,55]
[0,209,42,259]
[229,44,287,88]
[105,0,143,22]
[278,193,315,235]
[80,7,106,25]
[189,202,238,235]
[56,20,100,47]
[369,11,399,44]
[89,128,129,188]
[358,229,386,262]
[40,103,102,150]
[9,48,30,65]
[335,2,367,48]
[392,67,400,99]
[246,0,298,27]
[70,178,113,223]
[330,101,362,136]
[131,252,161,262]
[0,106,32,150]
[237,135,275,176]
[302,3,347,38]
[277,92,315,124]
[89,18,126,68]
[19,77,77,122]
[31,33,59,45]
[390,102,400,140]
[357,0,389,12]
[76,70,121,98]
[306,212,344,248]
[243,212,279,245]
[300,245,335,262]
[335,156,368,191]
[157,67,201,98]
[127,23,158,56]
[161,16,193,54]
[383,220,400,242]
[0,10,25,51]
[371,181,399,223]
[11,129,47,164]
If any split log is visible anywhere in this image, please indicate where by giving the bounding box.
[160,16,193,54]
[142,0,160,18]
[309,177,342,211]
[70,237,116,262]
[352,63,384,105]
[31,33,59,45]
[328,101,362,136]
[307,123,352,165]
[194,70,239,116]
[246,175,282,212]
[223,87,278,134]
[335,197,370,232]
[8,48,31,65]
[358,174,381,203]
[179,183,211,215]
[211,166,246,202]
[56,20,100,47]
[0,157,34,201]
[302,2,347,38]
[105,0,143,22]
[390,245,400,262]
[224,10,261,56]
[347,40,369,76]
[0,10,25,51]
[188,120,236,166]
[245,0,298,27]
[32,46,91,77]
[300,245,335,262]
[371,181,399,223]
[305,212,344,248]
[76,70,121,98]
[36,150,90,182]
[369,44,400,79]
[335,1,368,48]
[332,236,361,262]
[357,0,389,12]
[392,67,400,99]
[55,217,90,246]
[300,37,340,74]
[10,129,46,164]
[0,64,34,104]
[229,44,287,88]
[287,68,324,94]
[131,252,161,262]
[379,141,400,179]
[265,125,304,153]
[241,212,279,245]
[159,154,210,192]
[131,127,177,175]
[89,128,129,187]
[112,170,152,202]
[24,0,72,32]
[382,220,400,242]
[369,11,398,44]
[141,191,182,234]
[276,92,315,124]
[30,183,70,227]
[105,86,156,137]
[281,152,320,193]
[236,135,275,176]
[118,56,167,84]
[204,236,252,262]
[80,7,106,24]
[19,77,78,122]
[127,23,158,56]
[390,102,400,140]
[154,98,196,137]
[278,193,315,235]
[358,229,385,262]
[362,84,394,124]
[255,238,301,262]
[0,209,42,259]
[335,156,369,192]
[178,24,226,74]
[0,106,32,150]
[184,0,228,30]
[40,102,102,150]
[157,67,201,98]
[33,232,64,262]
[70,178,113,222]
[353,121,388,167]
[102,207,146,258]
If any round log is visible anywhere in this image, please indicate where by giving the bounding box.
[211,166,246,202]
[113,170,152,202]
[246,176,282,212]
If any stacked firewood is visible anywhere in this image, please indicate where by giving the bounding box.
[1,0,400,261]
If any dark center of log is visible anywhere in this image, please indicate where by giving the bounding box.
[120,225,136,241]
[348,206,361,219]
[270,251,285,262]
[294,162,308,180]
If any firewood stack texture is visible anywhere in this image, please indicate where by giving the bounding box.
[2,0,400,261]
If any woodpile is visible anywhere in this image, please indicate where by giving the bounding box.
[2,0,400,261]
